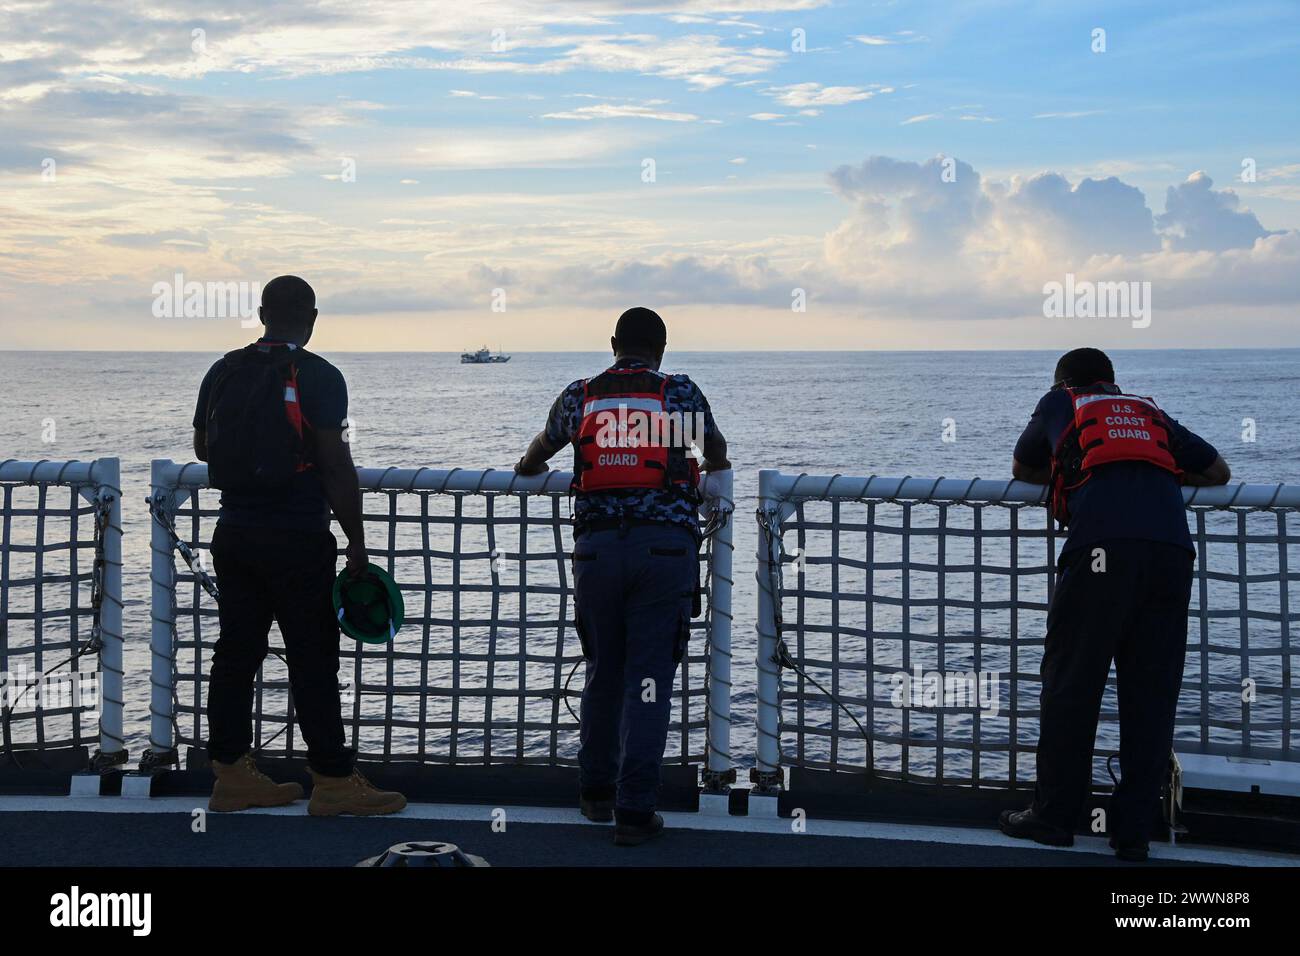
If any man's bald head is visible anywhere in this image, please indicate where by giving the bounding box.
[259,275,318,343]
[612,307,667,364]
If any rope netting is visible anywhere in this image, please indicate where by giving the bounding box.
[161,478,716,768]
[762,489,1298,789]
[0,476,112,767]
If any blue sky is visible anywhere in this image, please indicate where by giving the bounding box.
[1,0,1297,350]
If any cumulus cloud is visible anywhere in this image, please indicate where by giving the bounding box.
[827,155,990,258]
[1156,171,1275,252]
[818,155,1300,321]
[999,173,1160,258]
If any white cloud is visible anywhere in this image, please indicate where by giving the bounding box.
[542,102,702,122]
[1156,171,1275,252]
[0,2,793,89]
[1033,110,1106,119]
[764,82,888,108]
[818,155,1299,320]
[1257,163,1300,182]
[548,32,786,88]
[409,129,627,168]
[851,32,929,46]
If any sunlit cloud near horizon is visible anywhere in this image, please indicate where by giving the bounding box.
[0,0,1297,352]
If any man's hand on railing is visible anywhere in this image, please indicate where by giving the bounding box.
[1182,455,1232,487]
[1011,457,1050,484]
[514,457,550,477]
[515,430,559,476]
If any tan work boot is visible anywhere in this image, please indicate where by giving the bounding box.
[209,753,304,812]
[307,767,407,817]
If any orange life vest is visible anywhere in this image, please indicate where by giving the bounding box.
[1049,383,1181,523]
[572,366,701,497]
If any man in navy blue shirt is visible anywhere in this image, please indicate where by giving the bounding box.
[1000,348,1229,860]
[515,307,729,846]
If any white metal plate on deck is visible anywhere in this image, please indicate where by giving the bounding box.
[69,775,101,797]
[697,792,731,817]
[1177,751,1300,797]
[120,774,156,798]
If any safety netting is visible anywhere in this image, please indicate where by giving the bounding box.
[0,465,120,769]
[760,481,1299,788]
[159,472,719,768]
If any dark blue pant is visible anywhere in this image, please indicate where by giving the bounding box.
[574,524,697,814]
[1032,539,1193,843]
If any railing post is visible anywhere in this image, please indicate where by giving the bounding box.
[702,468,734,792]
[93,457,126,765]
[143,458,178,770]
[754,468,784,792]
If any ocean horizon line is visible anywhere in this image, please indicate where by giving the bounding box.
[3,345,1298,356]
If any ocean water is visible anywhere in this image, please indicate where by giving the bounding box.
[1,348,1297,770]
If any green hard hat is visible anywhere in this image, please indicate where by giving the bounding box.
[333,563,404,644]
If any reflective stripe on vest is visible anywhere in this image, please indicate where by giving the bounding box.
[573,367,700,495]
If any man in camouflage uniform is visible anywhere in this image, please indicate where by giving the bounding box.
[515,307,729,845]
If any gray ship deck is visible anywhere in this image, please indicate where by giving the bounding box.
[1,795,1292,868]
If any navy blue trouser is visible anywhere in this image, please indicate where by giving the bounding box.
[573,523,697,814]
[1032,538,1194,843]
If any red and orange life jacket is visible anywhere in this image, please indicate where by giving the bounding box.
[572,366,701,497]
[1049,383,1181,523]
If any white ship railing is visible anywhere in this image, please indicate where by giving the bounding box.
[754,470,1300,792]
[0,459,125,771]
[145,461,734,784]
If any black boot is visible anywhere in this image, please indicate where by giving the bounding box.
[614,810,665,846]
[998,807,1075,847]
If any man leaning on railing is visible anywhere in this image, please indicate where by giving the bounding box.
[515,307,730,846]
[999,347,1230,861]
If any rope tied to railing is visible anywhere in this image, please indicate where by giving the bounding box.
[755,499,875,777]
[90,483,126,757]
[147,492,220,604]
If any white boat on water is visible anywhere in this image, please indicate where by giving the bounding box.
[461,345,510,364]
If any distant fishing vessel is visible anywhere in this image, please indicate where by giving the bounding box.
[461,345,510,364]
